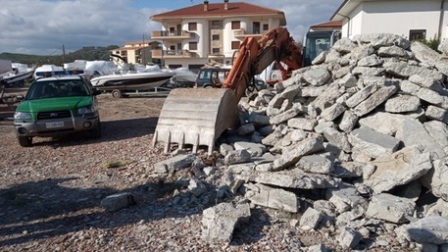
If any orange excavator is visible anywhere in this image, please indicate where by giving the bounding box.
[153,27,302,154]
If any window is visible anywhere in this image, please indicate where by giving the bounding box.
[409,30,426,41]
[263,24,269,31]
[212,34,220,40]
[231,41,240,50]
[188,22,197,31]
[212,48,220,54]
[189,42,197,50]
[211,20,221,28]
[253,22,260,34]
[231,21,240,30]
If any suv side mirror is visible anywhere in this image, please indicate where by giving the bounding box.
[92,89,102,96]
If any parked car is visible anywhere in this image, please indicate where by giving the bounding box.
[13,75,101,147]
[194,66,267,96]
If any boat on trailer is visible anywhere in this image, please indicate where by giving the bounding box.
[89,71,175,98]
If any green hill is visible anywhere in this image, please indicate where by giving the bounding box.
[0,45,119,66]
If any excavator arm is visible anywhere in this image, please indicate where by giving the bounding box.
[154,27,301,154]
[222,27,302,101]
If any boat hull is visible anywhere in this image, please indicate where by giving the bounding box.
[90,72,174,91]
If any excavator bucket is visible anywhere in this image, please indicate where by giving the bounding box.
[153,88,239,154]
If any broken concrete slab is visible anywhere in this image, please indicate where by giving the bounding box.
[246,168,340,189]
[425,105,448,123]
[366,193,416,224]
[296,154,334,174]
[224,149,252,165]
[338,110,359,133]
[332,161,376,180]
[338,227,362,250]
[384,94,420,113]
[287,117,318,131]
[101,192,135,212]
[299,207,323,231]
[245,183,299,213]
[348,126,401,159]
[272,136,324,171]
[303,67,331,86]
[201,202,251,243]
[358,110,423,136]
[400,216,448,245]
[364,145,433,194]
[354,82,398,117]
[233,141,266,157]
[420,156,448,202]
[153,154,196,175]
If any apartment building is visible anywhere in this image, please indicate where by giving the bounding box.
[331,0,448,41]
[110,40,161,65]
[150,0,286,72]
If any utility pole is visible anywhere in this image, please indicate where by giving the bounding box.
[142,33,145,64]
[62,44,66,64]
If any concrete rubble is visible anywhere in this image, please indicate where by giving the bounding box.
[154,34,448,250]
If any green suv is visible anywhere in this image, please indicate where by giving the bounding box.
[14,75,101,147]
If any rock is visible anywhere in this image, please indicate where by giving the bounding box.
[220,143,234,156]
[358,111,423,136]
[272,136,324,171]
[400,216,448,245]
[365,193,415,224]
[423,120,448,155]
[101,192,135,212]
[332,161,376,179]
[248,112,270,126]
[357,54,384,67]
[224,149,252,165]
[153,154,196,175]
[353,81,398,117]
[234,141,266,157]
[378,45,409,58]
[425,105,448,123]
[296,154,334,174]
[426,199,448,219]
[322,127,351,153]
[420,156,448,201]
[339,73,358,87]
[303,67,331,86]
[201,202,251,243]
[299,207,323,231]
[245,183,299,213]
[269,106,301,125]
[287,117,318,131]
[188,177,208,196]
[353,33,404,48]
[237,123,255,136]
[338,110,358,133]
[344,83,379,108]
[332,37,357,53]
[364,145,432,194]
[338,227,362,250]
[383,61,443,80]
[400,80,447,108]
[349,126,401,159]
[384,94,420,113]
[327,184,367,213]
[246,168,340,189]
[320,103,346,121]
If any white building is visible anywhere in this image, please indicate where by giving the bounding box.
[110,41,161,65]
[331,0,448,41]
[150,0,286,72]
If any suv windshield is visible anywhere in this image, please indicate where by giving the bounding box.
[26,79,89,100]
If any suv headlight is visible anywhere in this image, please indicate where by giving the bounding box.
[14,112,32,120]
[78,105,97,114]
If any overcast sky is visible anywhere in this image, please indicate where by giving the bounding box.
[0,0,343,56]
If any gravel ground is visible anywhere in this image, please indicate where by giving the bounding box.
[0,90,326,252]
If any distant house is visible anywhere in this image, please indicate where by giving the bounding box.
[330,0,448,41]
[150,0,286,72]
[308,21,342,33]
[110,41,161,65]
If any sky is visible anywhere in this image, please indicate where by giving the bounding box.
[0,0,343,56]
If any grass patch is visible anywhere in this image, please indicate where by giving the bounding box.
[101,159,135,169]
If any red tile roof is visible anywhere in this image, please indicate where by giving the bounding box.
[310,21,342,29]
[151,2,286,25]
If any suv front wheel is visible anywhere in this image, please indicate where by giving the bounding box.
[89,121,101,139]
[18,136,32,147]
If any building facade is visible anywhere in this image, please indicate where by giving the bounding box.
[150,0,286,72]
[331,0,448,41]
[110,41,161,65]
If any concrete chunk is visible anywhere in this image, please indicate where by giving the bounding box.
[349,127,401,159]
[272,136,324,171]
[401,216,448,245]
[296,154,334,174]
[101,192,135,212]
[245,183,299,213]
[354,82,398,117]
[384,94,420,113]
[366,193,415,224]
[299,207,323,231]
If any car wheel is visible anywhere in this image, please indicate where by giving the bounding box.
[90,121,102,139]
[18,136,32,147]
[111,89,122,98]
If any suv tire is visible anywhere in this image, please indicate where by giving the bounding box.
[18,136,32,147]
[89,121,101,139]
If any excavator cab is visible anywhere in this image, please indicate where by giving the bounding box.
[153,27,302,155]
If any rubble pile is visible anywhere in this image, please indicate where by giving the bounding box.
[153,34,448,251]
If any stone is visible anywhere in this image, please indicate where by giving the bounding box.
[400,80,447,108]
[188,177,208,196]
[352,66,385,77]
[303,67,331,86]
[332,161,376,179]
[269,106,301,125]
[237,123,255,136]
[246,168,340,189]
[248,112,270,126]
[383,61,443,80]
[364,145,433,194]
[338,227,362,250]
[366,193,416,224]
[338,110,358,133]
[219,143,234,156]
[296,154,334,174]
[101,192,135,212]
[287,117,318,131]
[353,33,403,48]
[245,183,299,213]
[201,202,251,243]
[420,156,448,201]
[425,105,448,123]
[332,37,357,53]
[357,54,384,67]
[272,136,324,171]
[423,120,448,155]
[378,45,409,58]
[358,110,424,136]
[345,83,379,108]
[301,85,328,97]
[353,82,398,117]
[327,184,367,213]
[320,103,346,121]
[153,154,196,175]
[234,141,266,157]
[322,127,351,153]
[348,126,401,159]
[384,94,420,113]
[224,149,252,165]
[299,207,323,231]
[401,216,448,245]
[339,73,358,88]
[426,199,448,219]
[395,118,445,159]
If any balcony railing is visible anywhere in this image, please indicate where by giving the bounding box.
[151,49,198,59]
[151,30,194,39]
[234,28,263,38]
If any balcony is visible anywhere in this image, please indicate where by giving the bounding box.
[151,30,194,40]
[151,49,198,59]
[234,29,263,39]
